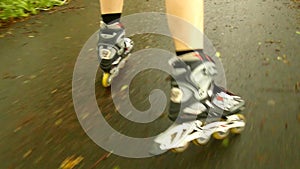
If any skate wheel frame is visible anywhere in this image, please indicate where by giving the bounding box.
[193,137,210,146]
[102,73,111,87]
[213,114,246,139]
[212,130,230,140]
[171,142,189,153]
[230,114,246,134]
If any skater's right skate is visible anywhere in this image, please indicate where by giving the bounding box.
[150,51,246,154]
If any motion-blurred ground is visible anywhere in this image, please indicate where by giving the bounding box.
[0,0,299,168]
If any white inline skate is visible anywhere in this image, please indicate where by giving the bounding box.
[97,21,134,87]
[153,110,246,153]
[151,52,246,154]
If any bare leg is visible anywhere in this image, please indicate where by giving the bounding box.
[165,0,215,122]
[98,0,134,87]
[100,0,124,14]
[99,0,124,24]
[165,0,204,52]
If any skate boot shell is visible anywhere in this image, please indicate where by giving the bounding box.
[151,52,246,153]
[97,21,133,87]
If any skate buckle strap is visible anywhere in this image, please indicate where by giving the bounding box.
[198,88,206,99]
[212,92,240,111]
[99,49,112,60]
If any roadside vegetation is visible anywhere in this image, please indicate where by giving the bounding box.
[0,0,68,26]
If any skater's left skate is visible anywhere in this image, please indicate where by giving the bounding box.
[97,21,134,87]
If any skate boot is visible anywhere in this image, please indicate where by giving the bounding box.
[168,51,245,122]
[97,21,134,87]
[150,51,246,154]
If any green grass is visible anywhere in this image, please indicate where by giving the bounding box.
[0,0,67,21]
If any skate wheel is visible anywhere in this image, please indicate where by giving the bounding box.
[230,114,246,134]
[213,130,230,140]
[102,73,111,87]
[171,142,189,153]
[193,137,210,146]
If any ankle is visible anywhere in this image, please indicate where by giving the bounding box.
[101,13,121,24]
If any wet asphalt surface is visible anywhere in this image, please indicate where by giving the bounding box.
[0,0,300,169]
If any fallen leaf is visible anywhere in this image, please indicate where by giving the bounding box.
[28,35,35,38]
[295,82,300,92]
[64,36,71,40]
[282,54,287,59]
[14,126,22,133]
[257,154,267,163]
[265,40,281,44]
[258,42,262,45]
[221,138,229,147]
[14,75,23,79]
[34,156,43,164]
[113,166,121,169]
[283,60,289,64]
[296,31,300,35]
[89,152,112,169]
[120,85,128,92]
[55,119,63,126]
[267,99,276,106]
[12,100,19,104]
[262,58,270,65]
[0,34,5,38]
[215,51,221,58]
[60,155,84,169]
[23,149,33,158]
[51,89,58,94]
[80,113,90,120]
[2,73,17,79]
[54,108,64,115]
[23,80,30,84]
[260,118,266,130]
[29,75,37,79]
[285,122,288,129]
[277,56,282,61]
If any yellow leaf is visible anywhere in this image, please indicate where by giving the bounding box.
[283,60,289,64]
[14,126,22,133]
[60,156,84,169]
[51,89,58,94]
[277,56,282,61]
[23,80,30,84]
[120,85,128,92]
[55,119,63,126]
[113,166,121,169]
[216,51,221,58]
[23,149,32,158]
[222,138,229,147]
[54,108,64,115]
[29,75,37,79]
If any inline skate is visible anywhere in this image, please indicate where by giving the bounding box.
[151,52,246,154]
[97,21,134,87]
